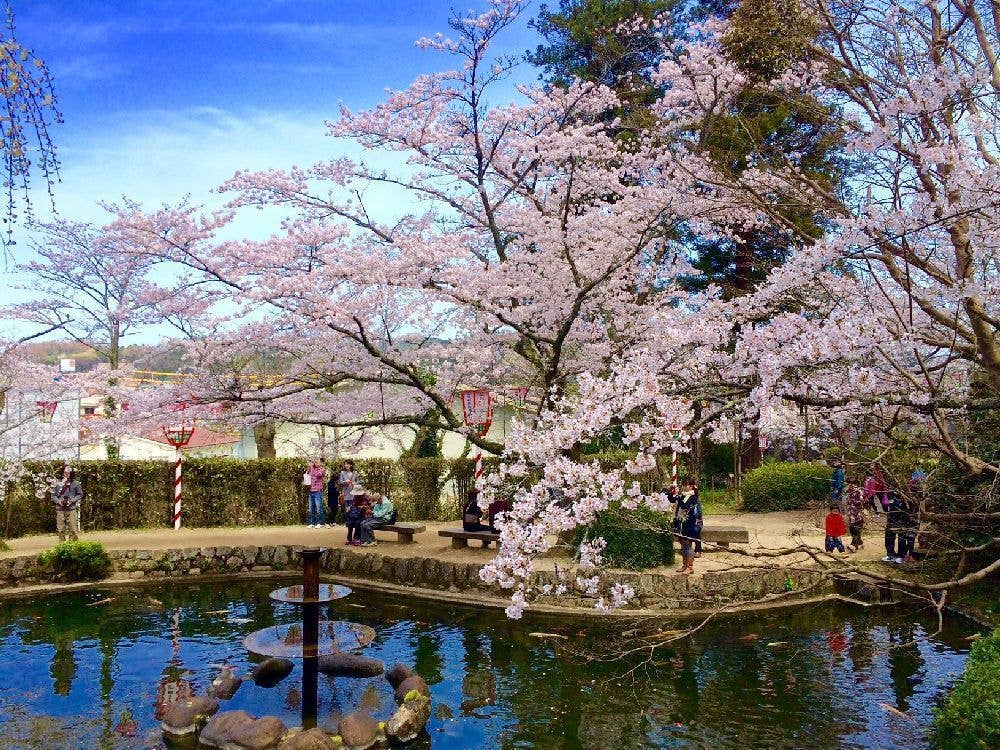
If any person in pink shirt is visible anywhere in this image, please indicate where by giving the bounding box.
[306,458,329,528]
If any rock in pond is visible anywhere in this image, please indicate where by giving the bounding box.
[199,710,287,750]
[250,658,294,688]
[208,668,243,700]
[278,727,339,750]
[316,652,384,678]
[385,663,415,690]
[337,710,380,750]
[161,695,219,738]
[386,692,431,744]
[393,675,430,705]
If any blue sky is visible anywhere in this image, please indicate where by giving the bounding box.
[9,0,543,244]
[1,1,546,337]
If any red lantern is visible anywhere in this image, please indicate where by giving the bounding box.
[460,389,493,492]
[460,389,494,437]
[36,400,57,423]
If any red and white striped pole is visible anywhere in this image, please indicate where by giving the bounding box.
[474,449,484,492]
[173,450,183,530]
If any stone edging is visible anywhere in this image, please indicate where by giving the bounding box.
[0,542,846,615]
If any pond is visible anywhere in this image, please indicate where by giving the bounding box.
[0,579,979,749]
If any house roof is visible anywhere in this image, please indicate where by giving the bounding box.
[145,427,241,448]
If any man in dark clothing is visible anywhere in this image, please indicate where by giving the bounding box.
[883,491,905,563]
[897,495,920,562]
[326,475,340,524]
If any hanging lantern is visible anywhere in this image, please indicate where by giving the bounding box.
[460,389,494,437]
[36,400,58,423]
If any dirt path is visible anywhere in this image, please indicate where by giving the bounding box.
[2,510,889,574]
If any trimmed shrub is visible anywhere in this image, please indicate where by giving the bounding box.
[399,457,447,520]
[742,461,833,512]
[931,630,1000,750]
[574,504,675,570]
[38,541,112,581]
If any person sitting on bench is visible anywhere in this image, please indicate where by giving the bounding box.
[486,496,510,533]
[359,493,396,546]
[462,489,490,532]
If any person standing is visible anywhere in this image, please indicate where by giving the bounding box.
[883,490,905,563]
[824,505,847,554]
[674,480,703,575]
[898,493,920,562]
[337,460,359,519]
[830,461,846,506]
[306,458,328,528]
[326,472,340,525]
[845,481,865,551]
[52,467,83,542]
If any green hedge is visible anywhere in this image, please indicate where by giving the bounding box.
[574,504,675,570]
[932,630,1000,750]
[742,461,834,512]
[0,456,509,538]
[2,452,679,538]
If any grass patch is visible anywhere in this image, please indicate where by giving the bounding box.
[700,488,740,515]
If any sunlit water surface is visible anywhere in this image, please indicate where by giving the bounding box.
[0,580,978,749]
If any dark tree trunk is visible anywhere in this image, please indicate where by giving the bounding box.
[254,421,278,459]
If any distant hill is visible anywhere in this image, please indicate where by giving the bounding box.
[21,340,192,373]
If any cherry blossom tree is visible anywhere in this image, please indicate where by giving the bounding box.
[104,0,1000,619]
[9,218,176,369]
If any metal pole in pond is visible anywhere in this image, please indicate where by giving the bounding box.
[298,547,323,729]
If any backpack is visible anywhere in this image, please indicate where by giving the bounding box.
[387,508,398,525]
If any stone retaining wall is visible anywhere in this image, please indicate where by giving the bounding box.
[0,545,833,609]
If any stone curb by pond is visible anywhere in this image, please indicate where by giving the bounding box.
[0,542,847,616]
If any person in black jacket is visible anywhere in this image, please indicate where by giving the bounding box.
[674,480,703,575]
[897,494,920,562]
[326,474,339,524]
[462,489,490,532]
[883,491,905,563]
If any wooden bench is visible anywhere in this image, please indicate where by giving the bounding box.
[373,523,426,544]
[699,526,750,548]
[438,529,500,549]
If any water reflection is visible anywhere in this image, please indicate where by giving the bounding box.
[0,583,980,750]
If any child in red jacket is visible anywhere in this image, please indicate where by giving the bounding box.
[825,505,847,554]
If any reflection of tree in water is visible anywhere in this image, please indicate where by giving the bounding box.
[887,623,923,713]
[846,621,875,679]
[50,633,76,696]
[413,630,445,685]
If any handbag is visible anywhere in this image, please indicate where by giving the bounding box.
[302,471,311,486]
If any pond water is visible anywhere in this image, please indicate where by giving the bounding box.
[0,579,979,749]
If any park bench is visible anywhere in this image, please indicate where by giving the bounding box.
[373,523,426,544]
[438,529,500,549]
[700,525,749,548]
